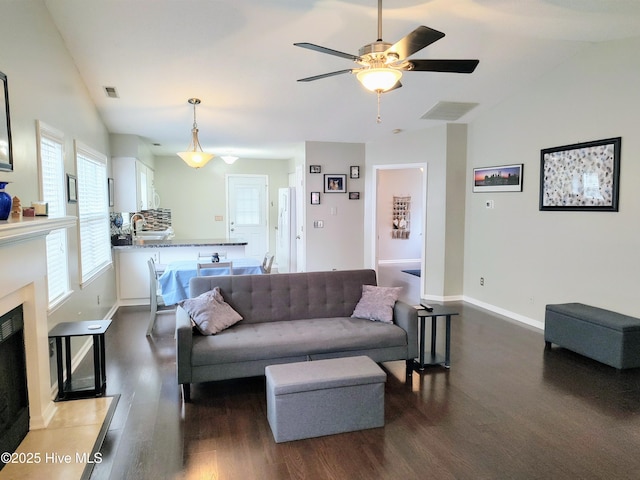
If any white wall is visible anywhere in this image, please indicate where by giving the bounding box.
[464,36,640,327]
[304,141,365,271]
[376,168,423,261]
[0,1,115,327]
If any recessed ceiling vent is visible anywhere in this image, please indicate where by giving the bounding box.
[421,101,478,121]
[103,86,119,98]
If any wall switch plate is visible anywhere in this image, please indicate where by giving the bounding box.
[485,200,494,209]
[314,220,324,228]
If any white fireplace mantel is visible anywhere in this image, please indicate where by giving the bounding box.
[0,215,76,429]
[0,216,77,246]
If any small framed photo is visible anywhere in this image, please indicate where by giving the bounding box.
[310,191,320,205]
[67,174,77,203]
[309,165,321,174]
[349,192,360,200]
[108,177,115,207]
[350,166,360,179]
[324,174,346,193]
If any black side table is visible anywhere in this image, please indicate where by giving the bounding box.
[413,306,459,371]
[48,319,111,401]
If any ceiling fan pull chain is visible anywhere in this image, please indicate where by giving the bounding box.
[376,91,382,123]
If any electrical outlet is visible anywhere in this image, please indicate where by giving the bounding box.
[480,277,485,286]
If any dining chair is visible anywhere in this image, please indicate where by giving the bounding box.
[261,253,275,274]
[196,260,233,276]
[147,257,173,336]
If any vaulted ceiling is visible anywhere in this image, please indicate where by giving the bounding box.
[44,0,640,160]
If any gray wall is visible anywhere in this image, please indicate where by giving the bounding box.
[0,0,115,327]
[153,154,290,254]
[304,141,365,272]
[464,36,640,328]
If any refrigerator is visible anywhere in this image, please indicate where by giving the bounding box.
[277,187,297,273]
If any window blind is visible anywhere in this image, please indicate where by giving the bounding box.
[75,141,111,285]
[37,121,71,307]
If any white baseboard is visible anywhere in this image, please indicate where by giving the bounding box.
[463,296,544,331]
[377,259,421,265]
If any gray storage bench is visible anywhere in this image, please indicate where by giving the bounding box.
[265,356,386,443]
[545,303,640,369]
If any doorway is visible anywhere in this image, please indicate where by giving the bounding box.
[226,175,269,258]
[372,164,426,303]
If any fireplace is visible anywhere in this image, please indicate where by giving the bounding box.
[0,305,28,470]
[0,216,75,435]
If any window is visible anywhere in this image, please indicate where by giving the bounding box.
[37,121,71,309]
[75,141,111,286]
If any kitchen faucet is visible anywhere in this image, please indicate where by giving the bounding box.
[130,213,146,236]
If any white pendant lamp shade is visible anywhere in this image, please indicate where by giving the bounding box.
[356,68,402,92]
[177,98,214,168]
[221,155,239,164]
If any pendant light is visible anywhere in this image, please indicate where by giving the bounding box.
[177,98,214,168]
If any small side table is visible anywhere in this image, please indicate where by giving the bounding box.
[413,306,459,371]
[48,319,111,401]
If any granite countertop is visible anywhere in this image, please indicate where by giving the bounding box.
[112,238,248,249]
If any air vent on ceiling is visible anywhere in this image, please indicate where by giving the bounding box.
[421,101,478,121]
[103,86,119,98]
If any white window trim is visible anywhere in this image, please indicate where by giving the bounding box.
[75,140,112,287]
[37,120,73,309]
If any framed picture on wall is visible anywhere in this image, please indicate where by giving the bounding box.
[349,192,360,200]
[473,164,523,193]
[67,174,77,203]
[310,165,321,174]
[539,137,621,211]
[324,174,346,193]
[350,166,360,179]
[310,192,320,205]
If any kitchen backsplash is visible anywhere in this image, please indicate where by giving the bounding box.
[110,208,172,236]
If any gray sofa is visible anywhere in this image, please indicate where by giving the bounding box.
[176,269,418,401]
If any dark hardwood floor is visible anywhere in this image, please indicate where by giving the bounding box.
[89,303,640,479]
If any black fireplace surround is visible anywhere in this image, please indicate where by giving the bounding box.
[0,305,29,471]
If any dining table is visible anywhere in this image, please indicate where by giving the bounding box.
[158,257,263,305]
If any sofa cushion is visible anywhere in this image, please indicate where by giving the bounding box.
[351,285,402,324]
[190,317,407,366]
[179,286,242,335]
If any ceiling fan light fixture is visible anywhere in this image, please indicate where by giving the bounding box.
[356,68,402,92]
[177,98,214,169]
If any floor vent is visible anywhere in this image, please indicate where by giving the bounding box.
[421,101,478,121]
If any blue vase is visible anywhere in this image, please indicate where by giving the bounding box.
[0,181,12,221]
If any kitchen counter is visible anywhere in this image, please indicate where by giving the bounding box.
[114,239,248,305]
[112,238,248,249]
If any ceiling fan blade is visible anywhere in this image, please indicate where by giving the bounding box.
[294,42,359,61]
[408,59,479,74]
[385,26,445,61]
[297,69,354,82]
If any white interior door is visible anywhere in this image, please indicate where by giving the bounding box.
[227,175,269,258]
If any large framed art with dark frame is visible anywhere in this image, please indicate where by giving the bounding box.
[539,137,621,212]
[0,71,13,172]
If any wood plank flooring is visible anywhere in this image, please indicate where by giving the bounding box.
[89,303,640,479]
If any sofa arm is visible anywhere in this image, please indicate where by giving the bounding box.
[175,306,193,384]
[393,301,419,359]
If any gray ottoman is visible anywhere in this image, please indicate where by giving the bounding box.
[545,303,640,369]
[265,356,386,443]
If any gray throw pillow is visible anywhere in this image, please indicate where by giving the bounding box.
[351,285,402,323]
[179,286,242,335]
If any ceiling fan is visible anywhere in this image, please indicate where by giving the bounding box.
[294,0,479,121]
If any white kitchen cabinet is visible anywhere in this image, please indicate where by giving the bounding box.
[112,157,155,212]
[115,249,160,305]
